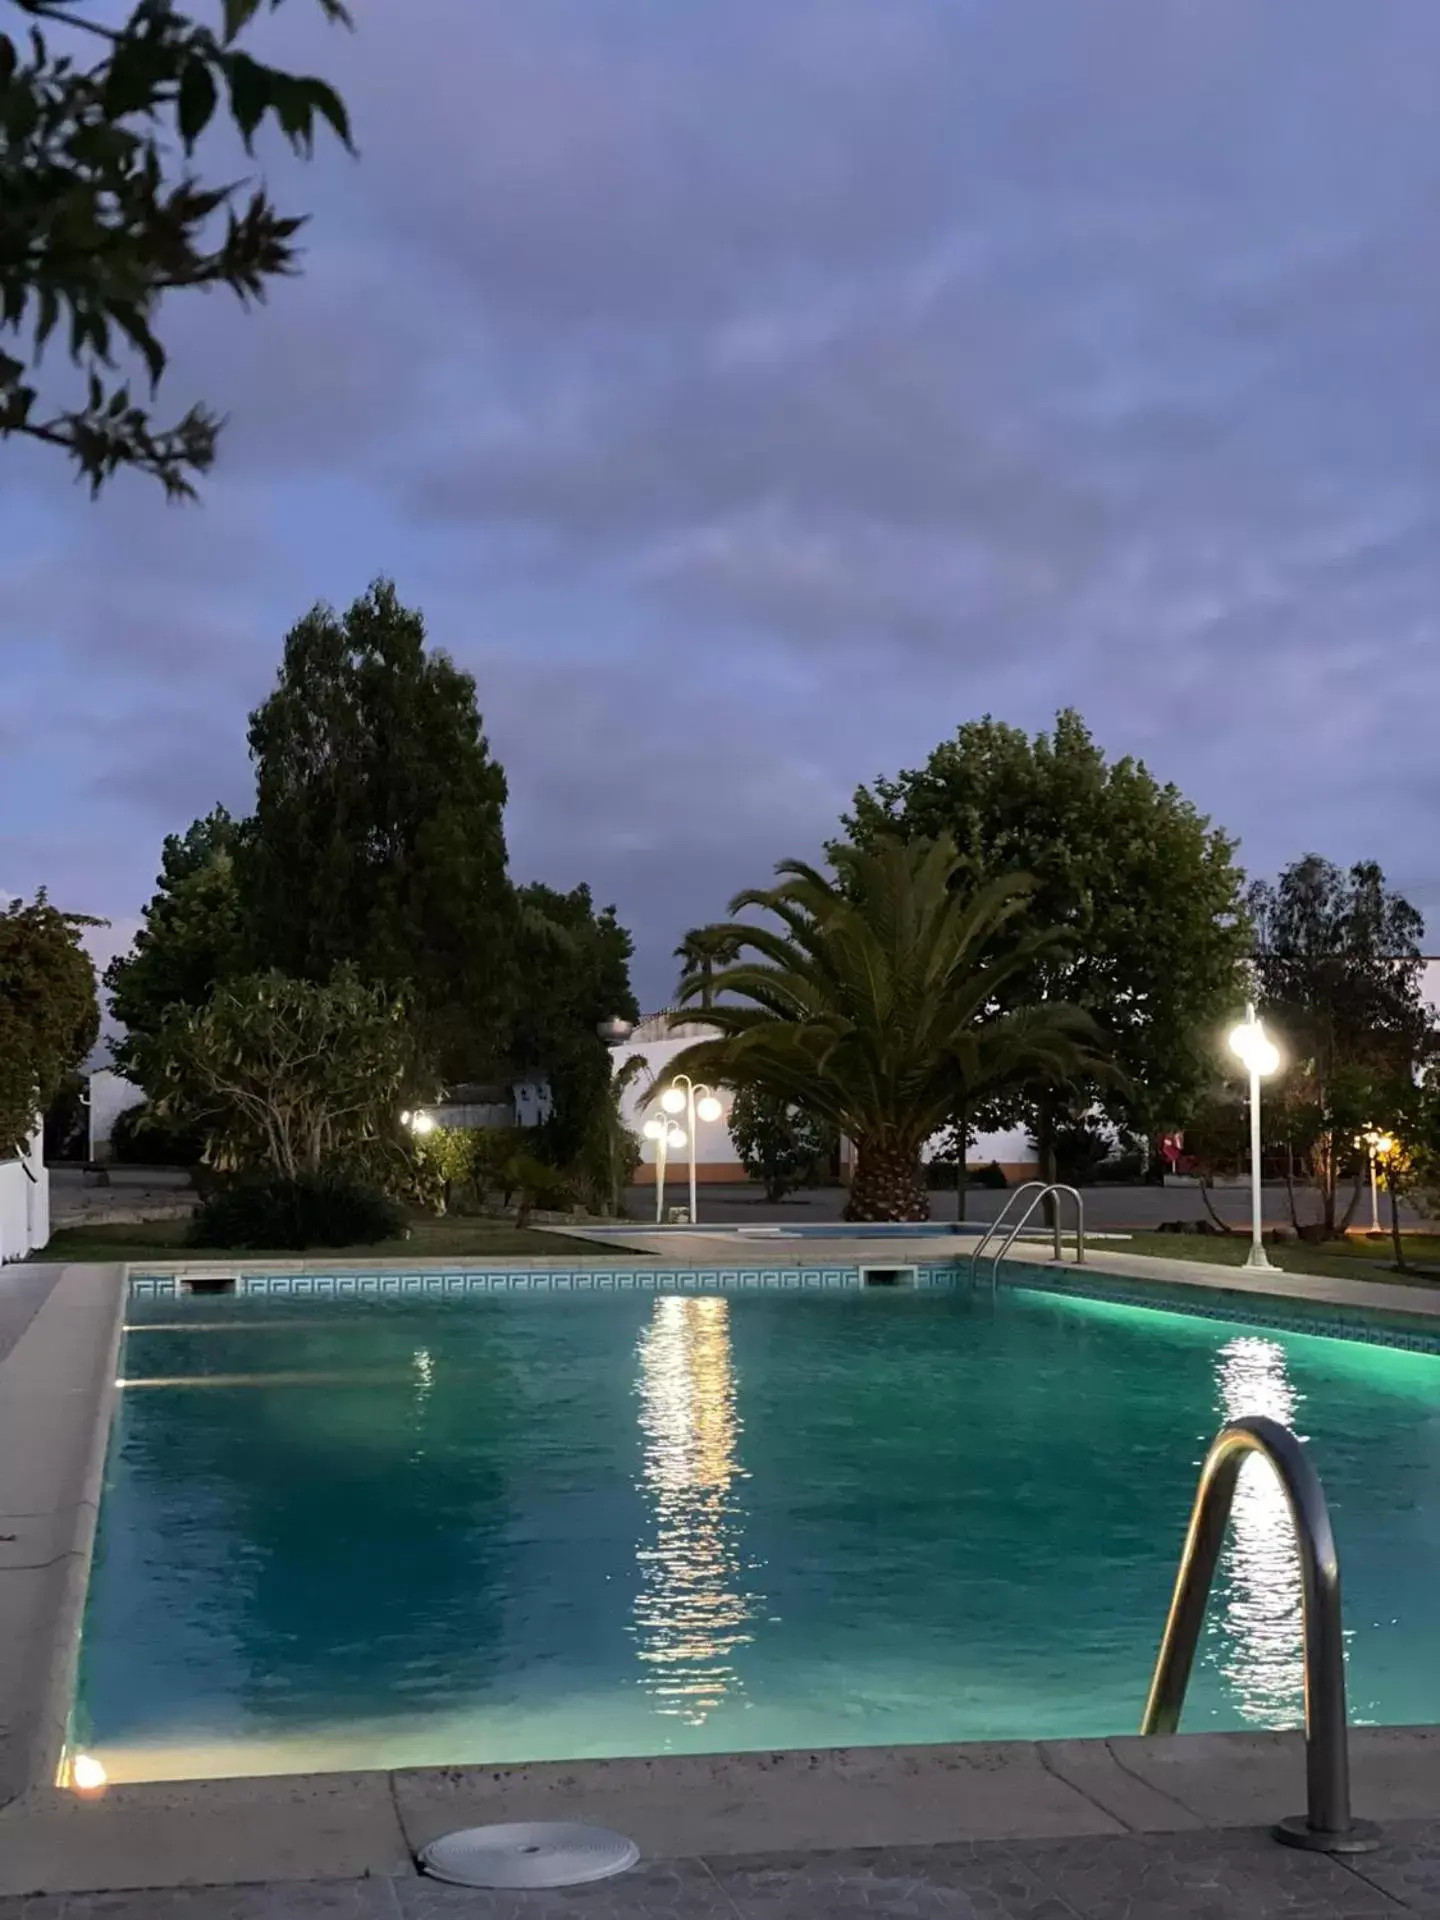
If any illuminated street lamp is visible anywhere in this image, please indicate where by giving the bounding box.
[1355,1126,1392,1234]
[661,1075,724,1226]
[402,1110,436,1136]
[642,1111,688,1225]
[1228,1004,1281,1270]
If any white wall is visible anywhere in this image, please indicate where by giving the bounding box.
[88,1068,146,1160]
[611,1029,742,1169]
[611,1029,1035,1174]
[0,1127,49,1263]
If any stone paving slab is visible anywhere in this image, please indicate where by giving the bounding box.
[0,1264,62,1366]
[16,1826,1440,1920]
[0,1775,412,1895]
[390,1745,1122,1863]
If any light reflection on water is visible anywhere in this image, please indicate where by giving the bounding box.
[632,1295,760,1722]
[1208,1335,1306,1726]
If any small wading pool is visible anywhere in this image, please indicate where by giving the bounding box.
[75,1272,1440,1782]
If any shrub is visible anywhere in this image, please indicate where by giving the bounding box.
[971,1161,1008,1190]
[189,1171,406,1250]
[110,1101,208,1168]
[503,1153,574,1226]
[727,1085,835,1202]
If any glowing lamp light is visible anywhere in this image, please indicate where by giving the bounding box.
[1228,1020,1280,1078]
[408,1111,436,1136]
[1375,1134,1396,1157]
[696,1094,724,1125]
[643,1116,665,1141]
[70,1753,108,1798]
[661,1086,687,1115]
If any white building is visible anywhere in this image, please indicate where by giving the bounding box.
[610,1012,1038,1186]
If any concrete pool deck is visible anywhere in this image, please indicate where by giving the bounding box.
[5,1731,1440,1910]
[6,1242,1440,1909]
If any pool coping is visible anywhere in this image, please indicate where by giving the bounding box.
[0,1263,126,1814]
[3,1726,1440,1895]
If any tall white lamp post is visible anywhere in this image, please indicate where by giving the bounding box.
[642,1111,688,1225]
[660,1075,724,1226]
[1228,1004,1281,1270]
[1355,1126,1393,1234]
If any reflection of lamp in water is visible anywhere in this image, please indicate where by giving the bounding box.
[1209,1336,1307,1725]
[632,1295,758,1723]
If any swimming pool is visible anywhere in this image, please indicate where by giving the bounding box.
[76,1278,1440,1782]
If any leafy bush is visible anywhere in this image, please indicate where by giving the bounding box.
[1047,1115,1116,1187]
[503,1153,575,1226]
[189,1172,406,1250]
[110,1100,208,1168]
[971,1161,1009,1190]
[728,1085,834,1201]
[413,1125,485,1213]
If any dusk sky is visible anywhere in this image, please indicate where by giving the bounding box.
[3,0,1439,1014]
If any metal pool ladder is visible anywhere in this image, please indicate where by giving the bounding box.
[968,1182,1085,1292]
[1142,1414,1380,1853]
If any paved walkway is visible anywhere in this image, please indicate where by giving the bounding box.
[6,1823,1440,1917]
[653,1183,1436,1232]
[0,1262,61,1365]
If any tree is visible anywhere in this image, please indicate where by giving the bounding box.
[1247,856,1434,1236]
[727,1085,834,1202]
[666,835,1104,1222]
[0,891,100,1157]
[842,711,1250,1182]
[1,0,352,498]
[151,967,416,1182]
[104,805,246,1088]
[510,881,639,1170]
[673,925,742,1010]
[242,581,515,1084]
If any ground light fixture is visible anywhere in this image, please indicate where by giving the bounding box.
[66,1752,108,1798]
[1228,1004,1281,1270]
[642,1113,687,1224]
[402,1110,436,1136]
[661,1075,724,1225]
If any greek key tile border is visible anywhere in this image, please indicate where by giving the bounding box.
[128,1262,962,1299]
[125,1260,1440,1356]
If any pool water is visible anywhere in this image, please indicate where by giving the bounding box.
[78,1284,1440,1781]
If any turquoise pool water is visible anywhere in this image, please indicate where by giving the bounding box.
[78,1283,1440,1781]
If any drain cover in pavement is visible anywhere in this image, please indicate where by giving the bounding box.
[418,1821,640,1889]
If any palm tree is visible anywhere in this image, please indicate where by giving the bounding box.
[673,925,744,1011]
[667,836,1107,1222]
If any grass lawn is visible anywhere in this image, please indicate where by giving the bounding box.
[1111,1229,1440,1289]
[37,1212,619,1264]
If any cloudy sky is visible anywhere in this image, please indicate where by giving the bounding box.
[3,0,1439,1012]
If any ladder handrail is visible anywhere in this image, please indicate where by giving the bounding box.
[967,1181,1046,1281]
[977,1183,1086,1291]
[1142,1415,1378,1854]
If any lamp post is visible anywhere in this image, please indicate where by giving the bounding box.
[1228,1004,1281,1270]
[660,1075,724,1226]
[1355,1127,1391,1234]
[642,1111,688,1224]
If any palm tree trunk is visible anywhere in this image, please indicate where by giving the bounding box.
[953,1098,969,1224]
[846,1138,929,1222]
[1387,1169,1407,1271]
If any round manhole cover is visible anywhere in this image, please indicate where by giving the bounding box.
[418,1821,640,1889]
